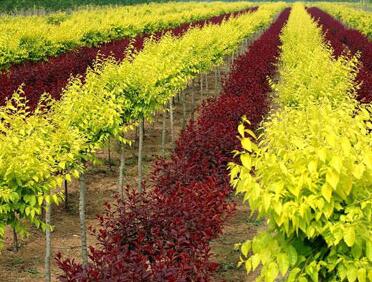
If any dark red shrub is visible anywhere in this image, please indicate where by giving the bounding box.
[307,7,372,103]
[0,8,256,111]
[56,8,290,281]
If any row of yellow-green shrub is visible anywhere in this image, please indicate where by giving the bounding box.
[231,4,371,282]
[0,3,286,247]
[0,1,254,69]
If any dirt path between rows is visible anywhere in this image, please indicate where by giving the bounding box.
[0,49,263,282]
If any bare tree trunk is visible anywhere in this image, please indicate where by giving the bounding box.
[218,68,222,91]
[200,74,203,97]
[191,89,195,121]
[182,91,186,129]
[137,119,144,193]
[79,173,88,266]
[12,226,19,252]
[64,180,68,210]
[169,98,174,144]
[214,69,218,94]
[107,138,112,171]
[161,110,166,156]
[205,73,208,93]
[45,199,51,282]
[118,143,126,200]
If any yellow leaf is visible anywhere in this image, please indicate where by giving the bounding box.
[344,227,355,247]
[238,124,245,137]
[240,154,252,170]
[241,138,253,152]
[321,184,332,203]
[326,169,339,189]
[352,164,364,179]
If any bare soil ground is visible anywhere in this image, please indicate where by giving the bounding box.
[0,53,263,282]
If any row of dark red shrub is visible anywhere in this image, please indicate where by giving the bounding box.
[0,7,256,110]
[307,7,372,103]
[55,8,290,282]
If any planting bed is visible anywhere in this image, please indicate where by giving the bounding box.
[55,8,290,281]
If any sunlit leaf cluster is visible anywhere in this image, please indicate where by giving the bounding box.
[231,4,372,282]
[0,3,286,246]
[0,1,255,69]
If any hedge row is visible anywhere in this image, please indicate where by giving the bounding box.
[55,8,290,282]
[0,8,256,110]
[307,7,372,103]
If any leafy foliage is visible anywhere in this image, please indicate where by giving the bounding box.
[230,4,372,282]
[308,7,372,103]
[0,2,286,249]
[315,3,372,39]
[0,91,83,245]
[0,7,255,110]
[0,2,254,69]
[56,7,290,280]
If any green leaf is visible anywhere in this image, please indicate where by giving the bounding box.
[357,268,366,282]
[344,227,355,247]
[238,124,245,137]
[265,262,279,282]
[241,138,253,152]
[251,254,260,271]
[326,169,339,189]
[346,265,357,282]
[287,268,301,282]
[352,164,364,179]
[241,241,251,257]
[277,253,289,275]
[321,184,333,203]
[240,154,252,170]
[288,245,298,266]
[366,240,372,262]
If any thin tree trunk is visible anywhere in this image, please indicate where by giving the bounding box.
[137,119,144,193]
[169,98,174,144]
[191,89,195,121]
[214,69,218,94]
[79,173,88,266]
[118,143,126,200]
[12,227,19,252]
[64,180,68,210]
[182,91,186,129]
[107,138,112,171]
[218,68,222,91]
[45,199,51,282]
[200,74,203,97]
[161,110,166,156]
[205,73,208,93]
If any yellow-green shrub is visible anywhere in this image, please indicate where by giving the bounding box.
[0,1,254,69]
[230,4,372,282]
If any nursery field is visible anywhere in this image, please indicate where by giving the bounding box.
[0,1,371,282]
